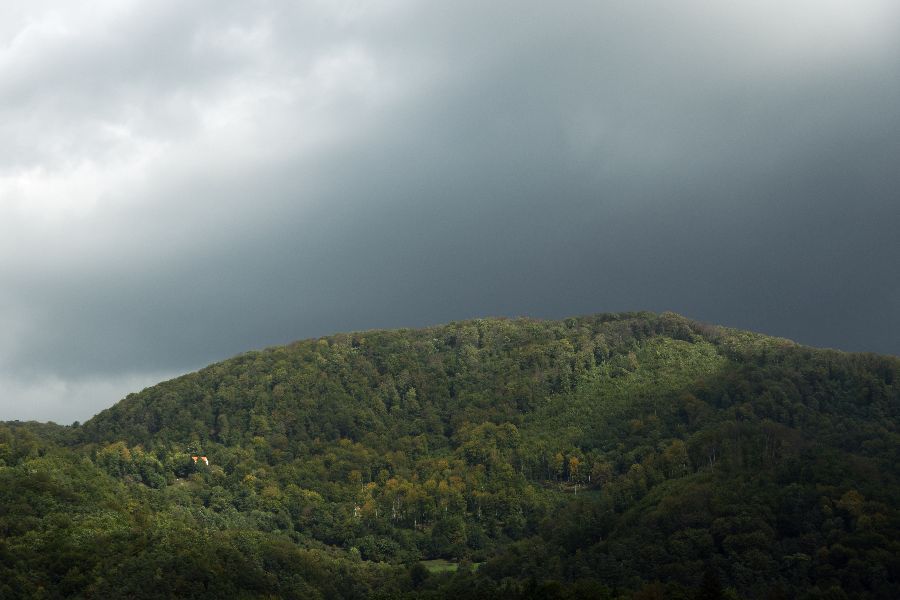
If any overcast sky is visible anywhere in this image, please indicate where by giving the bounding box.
[2,0,899,423]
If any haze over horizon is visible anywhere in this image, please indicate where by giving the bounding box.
[2,0,899,423]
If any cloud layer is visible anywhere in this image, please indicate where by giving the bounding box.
[2,1,899,422]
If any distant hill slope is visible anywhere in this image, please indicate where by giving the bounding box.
[78,312,791,446]
[3,312,899,599]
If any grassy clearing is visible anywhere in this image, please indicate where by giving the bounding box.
[421,559,459,573]
[420,559,483,574]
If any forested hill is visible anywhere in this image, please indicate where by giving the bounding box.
[2,312,899,599]
[83,311,744,446]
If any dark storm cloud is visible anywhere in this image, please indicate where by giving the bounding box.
[1,0,898,421]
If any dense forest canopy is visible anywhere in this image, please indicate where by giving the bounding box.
[1,312,898,598]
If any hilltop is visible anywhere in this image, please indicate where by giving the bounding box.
[1,312,898,598]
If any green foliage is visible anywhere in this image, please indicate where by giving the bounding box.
[2,311,898,598]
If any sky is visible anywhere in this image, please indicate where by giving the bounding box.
[1,0,899,423]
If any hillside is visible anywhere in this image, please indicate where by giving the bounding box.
[1,312,898,599]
